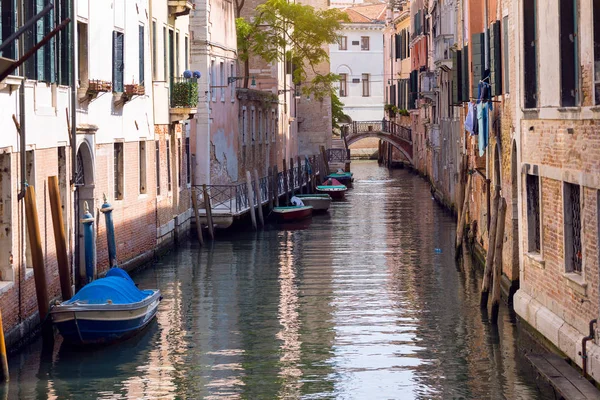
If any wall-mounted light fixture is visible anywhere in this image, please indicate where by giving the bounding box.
[228,76,256,87]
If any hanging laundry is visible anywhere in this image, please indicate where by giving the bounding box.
[477,101,493,156]
[464,102,476,135]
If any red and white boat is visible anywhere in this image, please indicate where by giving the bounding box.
[272,205,313,222]
[316,178,347,200]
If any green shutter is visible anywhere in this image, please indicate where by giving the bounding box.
[1,0,17,60]
[44,4,56,83]
[36,0,45,81]
[490,21,502,96]
[503,16,509,94]
[461,44,469,102]
[452,49,462,104]
[58,0,72,85]
[139,25,145,85]
[471,33,485,98]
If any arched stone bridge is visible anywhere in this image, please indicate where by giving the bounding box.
[343,121,413,164]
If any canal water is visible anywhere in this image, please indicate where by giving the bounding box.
[4,161,546,399]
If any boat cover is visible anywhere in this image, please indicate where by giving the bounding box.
[64,269,153,305]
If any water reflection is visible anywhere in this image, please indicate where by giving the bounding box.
[4,161,543,399]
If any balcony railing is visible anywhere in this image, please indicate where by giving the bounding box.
[434,35,454,67]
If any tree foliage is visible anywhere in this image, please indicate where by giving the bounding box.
[236,0,349,99]
[331,91,350,130]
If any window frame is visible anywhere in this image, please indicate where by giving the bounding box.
[361,36,370,51]
[362,73,370,97]
[526,174,541,253]
[113,142,124,200]
[339,73,347,97]
[338,36,347,50]
[564,182,583,274]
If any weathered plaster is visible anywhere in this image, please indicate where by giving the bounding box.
[212,128,238,182]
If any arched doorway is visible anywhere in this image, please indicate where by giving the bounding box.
[74,141,95,287]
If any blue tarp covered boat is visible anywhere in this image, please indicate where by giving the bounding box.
[50,268,161,345]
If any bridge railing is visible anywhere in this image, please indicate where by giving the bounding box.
[344,120,412,144]
[387,121,412,143]
[327,148,349,163]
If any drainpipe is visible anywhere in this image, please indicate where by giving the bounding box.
[70,0,78,291]
[581,319,597,378]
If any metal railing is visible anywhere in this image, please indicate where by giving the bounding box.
[327,148,349,163]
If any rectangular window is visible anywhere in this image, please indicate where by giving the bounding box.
[152,21,157,80]
[58,0,71,85]
[185,137,191,185]
[139,141,147,194]
[1,0,17,60]
[112,31,124,92]
[338,36,347,50]
[175,31,180,77]
[560,0,579,106]
[220,61,225,100]
[595,0,600,104]
[166,138,172,191]
[258,111,262,143]
[155,140,161,195]
[163,27,167,81]
[168,29,174,80]
[139,25,145,86]
[523,0,538,108]
[564,182,582,273]
[178,138,182,188]
[185,36,189,71]
[230,63,235,100]
[114,143,124,200]
[242,107,247,145]
[77,22,89,86]
[362,73,370,97]
[251,108,255,142]
[210,60,216,100]
[526,174,541,253]
[361,36,370,51]
[339,73,347,97]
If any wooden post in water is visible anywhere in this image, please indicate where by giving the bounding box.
[267,166,274,210]
[48,176,72,301]
[455,174,472,254]
[320,146,330,176]
[490,197,507,324]
[0,309,8,382]
[480,187,500,307]
[253,169,264,226]
[282,159,289,205]
[297,156,302,193]
[24,186,50,322]
[202,184,215,240]
[273,165,280,206]
[191,187,205,246]
[246,171,257,230]
[290,158,295,196]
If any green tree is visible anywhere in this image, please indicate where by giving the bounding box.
[236,0,348,99]
[331,91,350,130]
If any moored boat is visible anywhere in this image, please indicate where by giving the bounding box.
[295,194,332,212]
[326,171,354,188]
[317,178,347,200]
[272,205,313,221]
[51,268,161,345]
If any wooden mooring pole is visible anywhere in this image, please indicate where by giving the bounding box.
[48,176,72,301]
[24,186,50,323]
[480,187,500,308]
[267,166,274,211]
[455,174,472,255]
[191,187,205,246]
[289,158,295,197]
[282,159,289,205]
[320,146,330,176]
[246,171,257,230]
[273,165,280,207]
[297,156,302,193]
[490,197,507,324]
[202,184,215,240]
[253,169,264,226]
[0,309,8,382]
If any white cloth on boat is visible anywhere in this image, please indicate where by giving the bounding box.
[290,196,305,207]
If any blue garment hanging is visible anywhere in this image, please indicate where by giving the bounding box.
[477,101,493,156]
[465,102,476,135]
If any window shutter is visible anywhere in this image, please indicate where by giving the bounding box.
[452,49,462,104]
[44,4,56,83]
[35,0,45,81]
[471,33,485,98]
[139,26,145,85]
[113,32,124,92]
[503,16,509,94]
[490,21,502,96]
[1,0,17,60]
[59,0,71,85]
[395,34,400,59]
[407,30,410,57]
[461,44,469,102]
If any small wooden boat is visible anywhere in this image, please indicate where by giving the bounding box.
[326,171,354,188]
[272,205,313,221]
[317,178,347,200]
[51,268,161,345]
[294,194,332,212]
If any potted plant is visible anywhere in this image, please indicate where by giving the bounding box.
[171,79,199,108]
